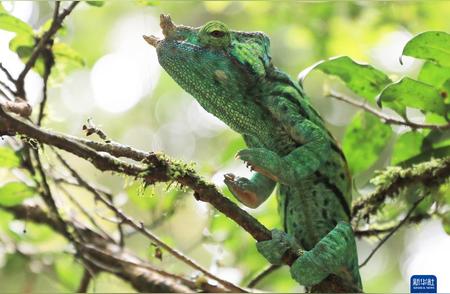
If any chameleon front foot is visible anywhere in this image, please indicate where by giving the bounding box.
[236,148,282,181]
[224,174,260,208]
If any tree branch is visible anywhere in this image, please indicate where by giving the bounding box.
[0,203,228,293]
[328,91,450,130]
[359,195,426,268]
[352,157,450,221]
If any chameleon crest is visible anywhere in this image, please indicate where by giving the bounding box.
[145,15,362,292]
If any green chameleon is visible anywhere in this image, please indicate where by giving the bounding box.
[144,15,362,292]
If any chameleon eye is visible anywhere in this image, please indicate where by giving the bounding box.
[199,21,231,48]
[210,30,226,38]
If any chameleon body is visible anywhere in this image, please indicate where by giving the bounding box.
[144,15,362,292]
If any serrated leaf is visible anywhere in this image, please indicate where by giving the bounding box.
[342,111,393,174]
[0,12,34,37]
[86,1,105,7]
[402,31,450,67]
[308,56,392,103]
[391,132,424,165]
[378,77,446,118]
[0,147,20,168]
[0,182,35,206]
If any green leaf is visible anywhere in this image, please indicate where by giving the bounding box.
[309,56,392,103]
[391,132,424,165]
[86,1,105,7]
[442,212,450,235]
[38,19,67,37]
[418,61,450,88]
[396,145,450,167]
[0,12,34,37]
[342,111,393,174]
[378,77,446,118]
[54,255,84,291]
[53,43,85,67]
[49,42,85,84]
[8,32,34,54]
[402,31,450,67]
[0,182,35,207]
[0,147,20,168]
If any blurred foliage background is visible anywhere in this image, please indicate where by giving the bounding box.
[0,1,450,293]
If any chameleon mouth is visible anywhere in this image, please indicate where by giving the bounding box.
[142,14,175,47]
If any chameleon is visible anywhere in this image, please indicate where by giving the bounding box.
[144,15,362,293]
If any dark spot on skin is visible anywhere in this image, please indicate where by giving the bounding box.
[339,172,345,180]
[441,91,447,98]
[321,209,328,219]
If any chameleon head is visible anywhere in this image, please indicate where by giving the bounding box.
[143,14,273,111]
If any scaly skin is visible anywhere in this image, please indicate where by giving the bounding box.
[144,15,362,292]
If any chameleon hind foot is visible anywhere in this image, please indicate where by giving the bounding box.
[257,223,359,288]
[256,229,301,265]
[290,221,359,287]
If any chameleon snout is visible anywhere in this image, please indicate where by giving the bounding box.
[143,14,176,47]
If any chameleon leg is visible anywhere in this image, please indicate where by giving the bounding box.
[236,96,331,186]
[237,120,330,185]
[256,228,301,265]
[256,222,358,287]
[290,221,359,287]
[224,172,276,208]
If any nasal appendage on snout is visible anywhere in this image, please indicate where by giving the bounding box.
[143,14,176,47]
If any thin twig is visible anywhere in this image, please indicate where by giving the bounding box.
[37,1,60,125]
[247,264,281,288]
[352,157,450,220]
[77,269,92,293]
[1,203,201,293]
[354,213,431,238]
[0,63,16,84]
[15,1,79,97]
[57,183,115,243]
[359,195,426,268]
[32,148,77,243]
[0,80,15,96]
[55,152,246,293]
[328,91,450,130]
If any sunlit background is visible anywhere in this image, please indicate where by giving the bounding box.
[0,1,449,292]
